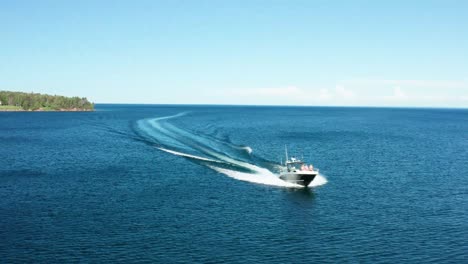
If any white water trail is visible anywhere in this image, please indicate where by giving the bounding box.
[157,147,225,163]
[241,146,253,154]
[208,166,301,188]
[137,112,328,188]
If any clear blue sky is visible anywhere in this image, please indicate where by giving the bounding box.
[1,0,467,107]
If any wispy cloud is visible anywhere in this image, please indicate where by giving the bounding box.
[341,79,468,89]
[222,85,358,105]
[384,86,409,101]
[317,88,332,100]
[336,78,468,107]
[228,86,301,97]
[335,85,356,99]
[210,79,468,107]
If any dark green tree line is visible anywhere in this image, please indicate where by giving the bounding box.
[0,91,94,110]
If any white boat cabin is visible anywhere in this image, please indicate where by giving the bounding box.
[285,157,314,172]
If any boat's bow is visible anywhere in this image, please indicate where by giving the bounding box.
[279,170,318,187]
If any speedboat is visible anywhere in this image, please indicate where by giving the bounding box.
[279,148,318,187]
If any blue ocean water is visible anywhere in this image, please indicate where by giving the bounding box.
[1,105,467,263]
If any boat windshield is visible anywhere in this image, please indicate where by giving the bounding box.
[287,162,304,171]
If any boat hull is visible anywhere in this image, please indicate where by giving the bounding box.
[279,172,317,187]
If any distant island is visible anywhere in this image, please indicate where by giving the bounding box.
[0,91,94,111]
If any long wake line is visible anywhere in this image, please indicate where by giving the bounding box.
[136,113,327,188]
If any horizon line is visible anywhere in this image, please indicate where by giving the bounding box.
[93,102,468,110]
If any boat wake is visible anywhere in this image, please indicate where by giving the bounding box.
[135,112,327,188]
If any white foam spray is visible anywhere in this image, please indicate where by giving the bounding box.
[310,174,328,187]
[208,166,301,188]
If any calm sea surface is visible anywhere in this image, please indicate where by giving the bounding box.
[1,105,467,263]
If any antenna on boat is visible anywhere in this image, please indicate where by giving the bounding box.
[285,145,288,162]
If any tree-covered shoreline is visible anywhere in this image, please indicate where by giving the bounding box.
[0,91,94,111]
